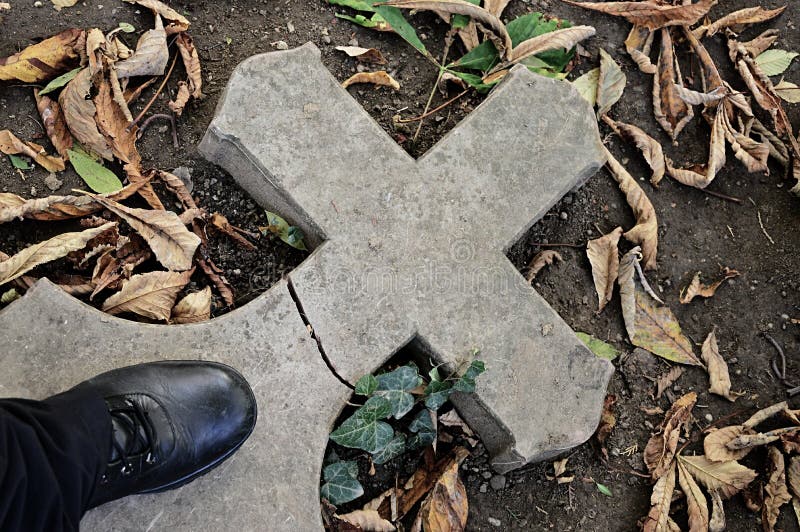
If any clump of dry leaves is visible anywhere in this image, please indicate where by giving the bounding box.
[0,0,266,323]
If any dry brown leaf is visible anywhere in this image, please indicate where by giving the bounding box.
[196,255,235,309]
[625,25,656,74]
[595,394,616,458]
[482,0,511,16]
[701,330,739,402]
[510,26,596,65]
[526,250,562,282]
[34,89,73,158]
[677,455,757,499]
[642,460,676,532]
[745,402,789,429]
[644,392,697,480]
[683,26,724,95]
[663,105,724,189]
[335,46,388,64]
[678,459,710,532]
[721,111,770,174]
[604,149,658,270]
[115,16,169,78]
[342,71,400,90]
[60,68,113,160]
[417,457,468,532]
[102,269,192,321]
[0,28,84,83]
[655,366,683,399]
[87,195,200,271]
[175,32,203,99]
[563,0,716,30]
[680,268,739,304]
[586,226,622,313]
[438,410,474,437]
[157,169,198,210]
[336,509,396,532]
[789,456,800,497]
[123,0,190,34]
[94,72,140,170]
[709,489,726,532]
[602,117,665,185]
[209,212,256,250]
[619,248,701,365]
[743,29,780,59]
[91,237,151,298]
[168,81,191,117]
[705,426,756,462]
[763,446,792,531]
[653,28,694,141]
[699,6,786,38]
[51,0,79,10]
[0,129,64,172]
[0,222,116,286]
[171,286,211,324]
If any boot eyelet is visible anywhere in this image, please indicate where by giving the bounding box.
[120,464,133,476]
[146,452,157,465]
[100,474,108,484]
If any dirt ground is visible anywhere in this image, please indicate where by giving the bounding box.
[1,0,799,530]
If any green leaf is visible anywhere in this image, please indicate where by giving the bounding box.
[572,67,600,106]
[39,67,82,96]
[355,374,378,396]
[336,13,380,28]
[330,396,395,453]
[320,461,364,505]
[1,288,20,304]
[371,433,406,464]
[451,0,480,29]
[576,332,620,361]
[424,379,453,411]
[8,154,30,170]
[774,79,800,104]
[408,409,436,449]
[374,5,428,57]
[118,22,136,33]
[261,211,308,251]
[755,49,799,76]
[453,40,499,71]
[328,0,375,11]
[452,360,485,393]
[596,481,613,497]
[448,70,496,93]
[506,12,546,46]
[66,149,123,194]
[375,365,422,419]
[506,13,575,73]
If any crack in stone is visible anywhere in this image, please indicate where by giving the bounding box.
[287,276,354,389]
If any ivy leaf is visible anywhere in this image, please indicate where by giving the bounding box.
[425,379,453,411]
[260,210,307,250]
[67,148,124,194]
[320,461,364,505]
[38,67,81,96]
[374,5,428,57]
[8,154,30,170]
[375,365,422,419]
[371,433,406,464]
[452,360,485,393]
[408,409,436,449]
[755,49,799,76]
[576,332,620,361]
[330,396,395,453]
[355,374,378,396]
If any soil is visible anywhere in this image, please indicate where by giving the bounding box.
[1,0,799,531]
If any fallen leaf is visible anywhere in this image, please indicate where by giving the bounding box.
[763,446,792,531]
[509,26,596,65]
[697,6,786,38]
[602,117,665,185]
[678,459,710,532]
[525,250,562,282]
[577,333,620,361]
[60,68,113,160]
[727,427,800,451]
[680,268,739,304]
[115,16,169,78]
[595,394,616,458]
[123,0,190,34]
[34,89,72,158]
[209,212,256,250]
[642,460,676,532]
[701,330,739,402]
[171,286,211,324]
[563,0,716,30]
[755,49,799,77]
[175,32,203,99]
[774,80,800,104]
[572,67,599,106]
[38,66,81,96]
[677,454,757,499]
[644,392,697,479]
[0,28,84,83]
[67,149,124,194]
[704,425,756,462]
[663,104,725,189]
[102,269,193,321]
[342,71,401,90]
[789,456,800,498]
[0,130,64,172]
[336,46,388,64]
[745,402,789,429]
[168,81,191,116]
[87,195,201,271]
[625,25,656,74]
[482,0,510,16]
[586,226,622,312]
[0,222,116,286]
[51,0,79,10]
[655,366,683,399]
[596,48,626,118]
[709,489,726,532]
[196,255,235,308]
[619,248,701,365]
[604,149,658,270]
[596,481,613,497]
[417,456,468,532]
[0,3,9,10]
[743,29,780,58]
[336,509,396,532]
[438,409,474,437]
[653,28,694,140]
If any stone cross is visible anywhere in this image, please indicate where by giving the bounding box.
[0,43,613,531]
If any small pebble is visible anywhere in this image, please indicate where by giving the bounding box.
[274,40,289,50]
[322,35,331,44]
[33,0,42,6]
[704,413,713,422]
[559,211,568,220]
[479,483,488,493]
[481,471,492,480]
[488,517,501,527]
[490,474,507,490]
[348,37,359,47]
[44,173,62,191]
[286,22,295,33]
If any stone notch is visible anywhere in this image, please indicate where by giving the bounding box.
[200,43,614,472]
[0,279,349,531]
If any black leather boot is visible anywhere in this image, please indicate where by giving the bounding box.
[73,361,257,509]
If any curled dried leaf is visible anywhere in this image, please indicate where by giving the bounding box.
[709,489,726,532]
[727,427,800,450]
[644,392,697,479]
[742,29,779,59]
[209,212,256,250]
[602,117,664,185]
[763,446,792,532]
[34,89,73,158]
[60,68,113,160]
[701,6,786,38]
[655,366,683,399]
[678,460,709,532]
[586,227,622,313]
[123,0,190,34]
[510,26,596,65]
[336,46,388,64]
[526,250,562,282]
[625,25,656,74]
[115,16,169,78]
[701,330,740,402]
[168,81,191,116]
[342,71,401,90]
[0,129,64,173]
[664,104,725,189]
[172,286,212,324]
[653,28,694,141]
[744,402,789,429]
[642,460,676,532]
[417,457,468,532]
[677,454,757,499]
[102,269,193,321]
[563,0,716,30]
[680,268,739,304]
[337,509,396,532]
[0,28,84,83]
[704,425,755,462]
[176,32,203,99]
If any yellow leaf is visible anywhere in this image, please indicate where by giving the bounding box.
[171,286,212,324]
[677,455,757,499]
[0,129,64,172]
[586,227,622,313]
[342,71,401,90]
[102,270,192,321]
[0,28,83,83]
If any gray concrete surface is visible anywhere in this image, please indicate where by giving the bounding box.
[200,43,614,473]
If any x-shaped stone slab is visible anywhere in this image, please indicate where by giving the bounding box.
[200,43,614,472]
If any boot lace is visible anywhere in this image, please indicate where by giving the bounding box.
[109,399,158,475]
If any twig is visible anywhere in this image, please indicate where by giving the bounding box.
[129,53,179,130]
[137,113,179,148]
[530,242,584,248]
[397,89,468,123]
[700,188,742,203]
[634,257,664,304]
[411,28,456,146]
[757,210,775,245]
[764,332,798,392]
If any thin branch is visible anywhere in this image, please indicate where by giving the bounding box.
[129,53,179,130]
[397,89,468,124]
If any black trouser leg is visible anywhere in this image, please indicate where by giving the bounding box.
[0,386,111,532]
